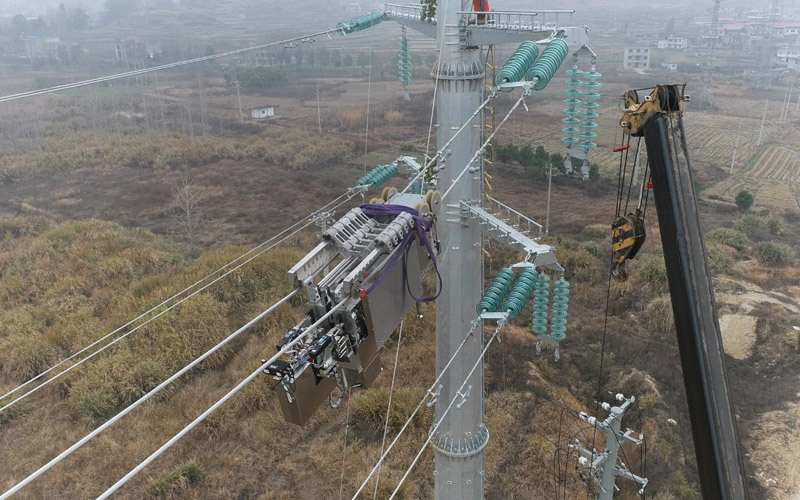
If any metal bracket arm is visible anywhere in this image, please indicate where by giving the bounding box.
[459,200,557,267]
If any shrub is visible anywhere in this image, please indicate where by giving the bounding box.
[71,385,120,423]
[752,241,795,267]
[147,461,206,499]
[355,386,431,430]
[557,244,599,283]
[0,334,56,382]
[735,189,754,211]
[582,240,604,258]
[588,163,600,181]
[582,223,609,240]
[707,228,749,250]
[765,216,783,235]
[633,253,668,288]
[734,214,765,232]
[706,242,734,274]
[644,296,674,335]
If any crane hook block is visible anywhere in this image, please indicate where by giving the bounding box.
[611,213,646,281]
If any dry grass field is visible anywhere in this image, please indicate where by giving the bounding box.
[0,6,799,498]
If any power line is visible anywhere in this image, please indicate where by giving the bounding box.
[0,191,349,408]
[0,192,354,414]
[350,318,483,499]
[0,28,344,104]
[94,303,346,499]
[0,289,301,500]
[441,92,528,202]
[388,323,504,499]
[401,95,494,195]
[373,319,405,499]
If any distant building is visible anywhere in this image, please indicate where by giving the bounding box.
[250,105,277,119]
[777,45,800,71]
[115,36,162,66]
[657,36,688,50]
[624,42,650,70]
[18,34,60,61]
[660,62,678,73]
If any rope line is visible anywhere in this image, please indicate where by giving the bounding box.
[423,0,450,165]
[339,388,353,500]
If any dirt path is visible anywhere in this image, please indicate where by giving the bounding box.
[750,396,800,499]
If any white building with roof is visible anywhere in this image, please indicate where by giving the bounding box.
[624,42,650,69]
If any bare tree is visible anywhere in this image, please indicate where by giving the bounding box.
[173,167,203,252]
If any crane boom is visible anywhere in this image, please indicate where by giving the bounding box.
[620,85,749,499]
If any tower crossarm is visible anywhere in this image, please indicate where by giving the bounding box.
[570,394,648,499]
[457,199,560,270]
[383,2,591,55]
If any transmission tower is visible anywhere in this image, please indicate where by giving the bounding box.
[570,393,649,499]
[429,3,487,496]
[756,0,781,89]
[698,0,722,109]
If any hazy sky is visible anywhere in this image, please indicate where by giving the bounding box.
[1,0,108,17]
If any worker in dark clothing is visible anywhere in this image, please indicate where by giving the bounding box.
[473,0,490,24]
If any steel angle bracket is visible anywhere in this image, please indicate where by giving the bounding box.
[459,200,560,271]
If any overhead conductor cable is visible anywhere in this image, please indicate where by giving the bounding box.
[0,289,301,500]
[0,191,353,413]
[94,303,346,499]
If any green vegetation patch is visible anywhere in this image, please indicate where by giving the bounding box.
[752,241,796,267]
[146,460,206,499]
[707,228,750,251]
[0,220,302,424]
[356,386,432,431]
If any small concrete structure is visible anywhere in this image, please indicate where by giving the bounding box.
[250,105,277,119]
[660,62,678,73]
[657,36,687,50]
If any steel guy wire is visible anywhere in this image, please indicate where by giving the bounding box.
[350,318,483,499]
[0,192,353,414]
[388,323,504,499]
[0,190,350,407]
[0,288,301,499]
[441,93,528,202]
[373,319,405,500]
[0,28,345,104]
[94,303,346,500]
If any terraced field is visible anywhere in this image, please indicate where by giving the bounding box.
[706,144,800,210]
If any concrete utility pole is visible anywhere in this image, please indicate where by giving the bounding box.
[432,1,487,498]
[234,80,244,123]
[757,97,769,147]
[730,119,742,175]
[571,394,648,499]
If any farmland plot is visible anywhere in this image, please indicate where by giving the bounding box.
[706,144,800,210]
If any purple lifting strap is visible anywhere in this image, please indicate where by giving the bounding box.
[359,204,442,303]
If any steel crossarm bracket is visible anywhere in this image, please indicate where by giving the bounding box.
[383,3,437,37]
[383,3,591,57]
[458,200,558,269]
